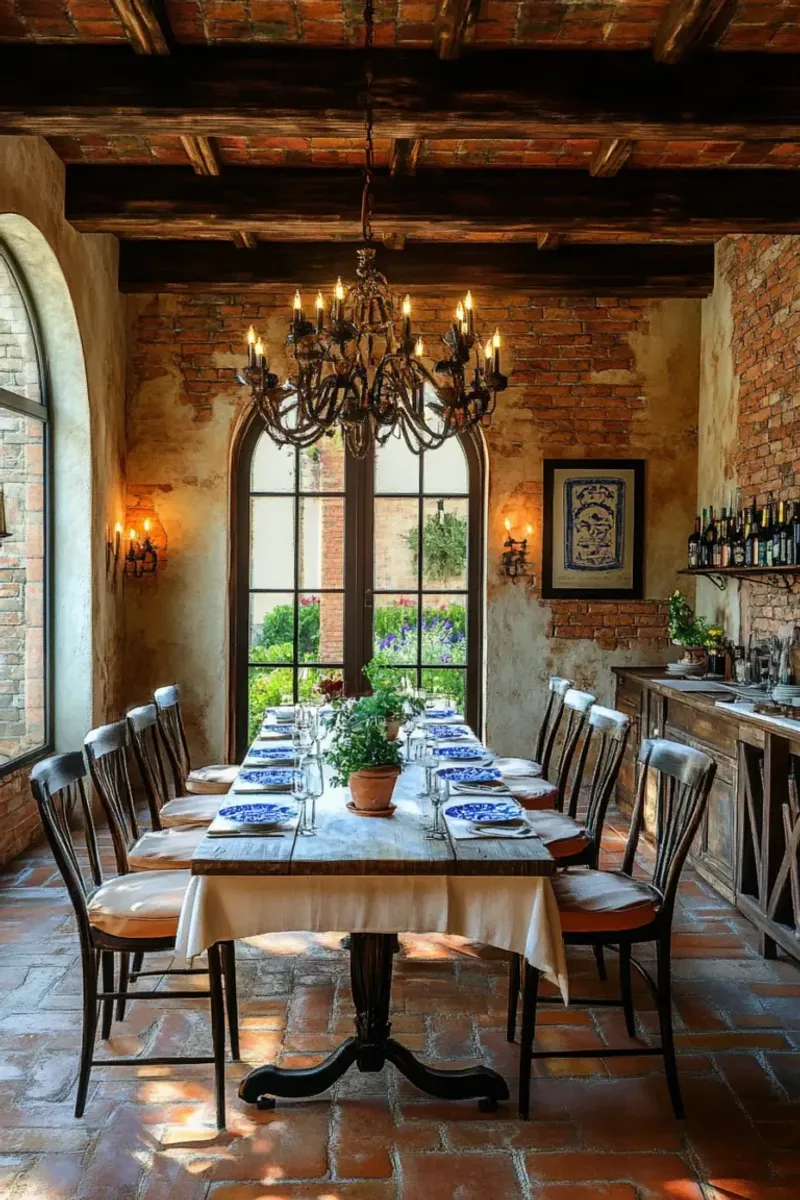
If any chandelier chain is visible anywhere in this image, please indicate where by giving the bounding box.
[360,0,375,245]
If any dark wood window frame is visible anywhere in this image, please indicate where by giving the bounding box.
[0,243,53,781]
[231,410,485,760]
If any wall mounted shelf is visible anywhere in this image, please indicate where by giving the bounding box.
[678,566,800,593]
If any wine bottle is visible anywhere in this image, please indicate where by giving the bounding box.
[713,507,725,568]
[793,501,800,565]
[774,500,788,567]
[703,506,716,569]
[721,508,732,568]
[688,515,701,569]
[746,511,759,567]
[787,502,797,567]
[759,502,772,567]
[732,512,746,567]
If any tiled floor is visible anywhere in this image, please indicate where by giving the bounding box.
[1,814,800,1200]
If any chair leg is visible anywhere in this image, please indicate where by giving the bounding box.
[619,942,636,1038]
[656,936,684,1119]
[593,943,607,981]
[116,952,130,1023]
[518,962,540,1120]
[221,941,240,1061]
[75,950,99,1118]
[207,943,227,1131]
[130,951,144,980]
[100,951,115,1040]
[506,952,521,1043]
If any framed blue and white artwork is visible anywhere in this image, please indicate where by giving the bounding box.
[542,459,645,599]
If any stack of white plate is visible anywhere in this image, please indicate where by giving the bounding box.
[665,662,692,677]
[772,684,800,706]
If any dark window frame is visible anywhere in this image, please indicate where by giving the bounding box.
[0,243,53,781]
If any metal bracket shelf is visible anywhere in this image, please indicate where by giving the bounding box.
[678,567,800,594]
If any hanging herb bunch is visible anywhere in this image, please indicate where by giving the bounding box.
[405,506,468,584]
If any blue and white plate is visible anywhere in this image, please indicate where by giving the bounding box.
[259,723,294,739]
[267,706,295,721]
[218,802,296,826]
[435,766,502,785]
[426,707,457,719]
[246,745,295,763]
[444,799,522,824]
[236,767,299,790]
[432,725,473,740]
[431,744,488,761]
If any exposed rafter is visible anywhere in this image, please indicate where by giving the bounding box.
[434,0,482,61]
[589,138,634,178]
[389,139,422,177]
[110,0,171,56]
[118,241,715,297]
[654,0,738,63]
[5,48,800,141]
[65,167,800,241]
[180,135,221,176]
[231,231,258,250]
[536,233,563,251]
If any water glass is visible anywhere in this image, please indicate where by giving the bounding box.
[425,773,449,841]
[303,754,324,835]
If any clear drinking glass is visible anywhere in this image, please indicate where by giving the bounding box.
[425,773,449,841]
[303,754,324,835]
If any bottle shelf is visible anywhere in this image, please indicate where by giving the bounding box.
[678,566,800,593]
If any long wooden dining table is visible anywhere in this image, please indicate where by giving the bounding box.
[175,730,566,1113]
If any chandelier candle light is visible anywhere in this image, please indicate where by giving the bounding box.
[237,2,508,458]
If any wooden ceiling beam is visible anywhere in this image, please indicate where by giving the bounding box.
[5,47,800,140]
[110,0,171,55]
[117,241,715,297]
[389,138,422,177]
[536,233,563,250]
[180,134,221,176]
[434,0,482,61]
[654,0,738,63]
[65,167,800,240]
[589,138,634,178]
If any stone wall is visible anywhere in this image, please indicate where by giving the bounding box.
[697,235,800,642]
[125,288,700,759]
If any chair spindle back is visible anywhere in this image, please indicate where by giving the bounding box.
[537,676,573,777]
[550,688,595,810]
[126,704,172,831]
[578,705,631,844]
[84,720,138,876]
[153,684,192,796]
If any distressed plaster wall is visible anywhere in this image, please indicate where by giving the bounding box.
[0,135,127,863]
[126,290,700,762]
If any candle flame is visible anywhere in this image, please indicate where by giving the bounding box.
[293,290,302,310]
[315,291,324,310]
[456,301,465,322]
[525,524,533,537]
[504,518,512,533]
[493,328,501,349]
[246,326,256,345]
[129,529,137,541]
[402,295,411,317]
[484,340,493,360]
[414,336,425,357]
[143,519,151,534]
[465,290,473,311]
[255,338,265,359]
[335,278,344,301]
[114,522,122,534]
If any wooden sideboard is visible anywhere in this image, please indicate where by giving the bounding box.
[613,668,800,964]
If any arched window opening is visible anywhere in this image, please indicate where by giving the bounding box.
[234,419,484,757]
[0,246,50,775]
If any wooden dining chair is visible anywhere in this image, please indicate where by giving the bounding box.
[503,687,596,811]
[493,675,573,782]
[30,752,230,1129]
[85,718,240,1045]
[511,738,716,1121]
[127,703,229,828]
[154,683,238,795]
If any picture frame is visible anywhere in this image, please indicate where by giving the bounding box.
[541,458,645,600]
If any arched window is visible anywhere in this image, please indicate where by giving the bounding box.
[233,420,484,756]
[0,246,50,775]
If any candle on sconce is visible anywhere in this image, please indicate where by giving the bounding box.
[465,290,474,335]
[492,328,501,375]
[246,325,257,367]
[402,295,411,340]
[333,278,344,322]
[484,339,493,368]
[143,519,151,543]
[315,291,324,333]
[114,521,122,557]
[504,517,512,534]
[414,336,425,357]
[292,290,304,327]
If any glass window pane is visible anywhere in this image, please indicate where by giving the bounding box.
[375,433,419,495]
[299,666,343,701]
[373,594,418,665]
[248,665,296,739]
[421,595,467,667]
[421,668,466,714]
[374,496,419,591]
[423,436,468,496]
[249,593,295,662]
[300,436,344,493]
[420,498,468,589]
[0,411,45,764]
[251,432,295,493]
[305,592,343,662]
[0,257,40,404]
[250,496,294,588]
[299,496,343,589]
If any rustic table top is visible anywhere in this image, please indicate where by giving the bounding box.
[191,733,555,879]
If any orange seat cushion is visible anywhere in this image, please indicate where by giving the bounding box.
[505,776,558,810]
[493,756,543,779]
[87,870,188,940]
[186,764,238,794]
[526,811,589,859]
[160,794,227,827]
[553,870,661,934]
[128,827,206,871]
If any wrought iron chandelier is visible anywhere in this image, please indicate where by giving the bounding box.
[237,0,508,458]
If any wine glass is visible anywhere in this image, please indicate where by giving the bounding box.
[291,758,310,834]
[425,773,449,841]
[303,754,324,835]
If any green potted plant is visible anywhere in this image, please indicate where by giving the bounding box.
[668,590,710,669]
[354,684,406,740]
[325,711,402,812]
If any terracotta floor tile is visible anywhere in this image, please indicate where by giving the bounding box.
[525,1151,705,1197]
[399,1150,524,1198]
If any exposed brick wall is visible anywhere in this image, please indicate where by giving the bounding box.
[720,234,800,637]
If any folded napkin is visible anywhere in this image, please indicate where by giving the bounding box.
[244,754,294,767]
[231,780,294,794]
[444,814,538,840]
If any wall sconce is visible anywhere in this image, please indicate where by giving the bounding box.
[124,521,159,578]
[502,518,534,584]
[0,485,10,541]
[106,522,122,574]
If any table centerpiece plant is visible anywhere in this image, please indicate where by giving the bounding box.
[668,590,711,671]
[325,708,403,812]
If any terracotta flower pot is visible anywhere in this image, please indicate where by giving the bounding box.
[349,765,400,811]
[385,718,400,742]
